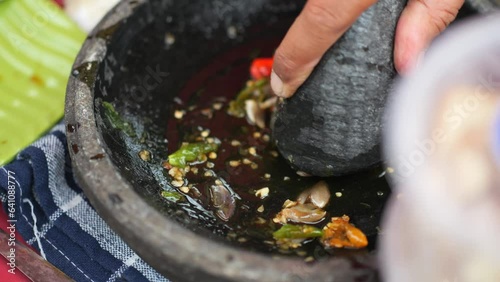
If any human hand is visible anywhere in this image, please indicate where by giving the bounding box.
[270,0,465,98]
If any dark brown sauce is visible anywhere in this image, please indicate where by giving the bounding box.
[162,43,391,258]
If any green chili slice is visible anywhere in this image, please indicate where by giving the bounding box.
[273,224,323,240]
[168,142,219,168]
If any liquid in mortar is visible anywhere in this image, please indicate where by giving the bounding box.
[161,48,391,257]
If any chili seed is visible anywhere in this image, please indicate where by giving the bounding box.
[296,171,311,177]
[212,102,223,110]
[248,147,257,156]
[138,150,151,162]
[174,110,185,119]
[255,187,269,199]
[257,205,264,213]
[165,33,176,46]
[171,180,184,187]
[229,160,241,167]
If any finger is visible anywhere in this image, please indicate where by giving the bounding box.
[271,0,377,98]
[394,0,464,74]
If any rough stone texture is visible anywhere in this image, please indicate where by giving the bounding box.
[467,0,500,13]
[273,0,407,176]
[65,0,381,281]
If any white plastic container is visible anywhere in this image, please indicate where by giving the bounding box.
[381,13,500,282]
[65,0,121,33]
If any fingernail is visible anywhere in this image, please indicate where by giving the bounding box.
[270,70,284,97]
[493,109,500,166]
[403,49,427,75]
[414,49,426,70]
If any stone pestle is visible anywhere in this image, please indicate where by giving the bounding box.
[272,0,406,177]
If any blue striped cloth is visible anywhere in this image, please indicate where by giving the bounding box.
[0,123,168,282]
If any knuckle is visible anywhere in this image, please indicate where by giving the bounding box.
[433,7,459,31]
[273,48,298,82]
[303,1,346,33]
[417,0,462,32]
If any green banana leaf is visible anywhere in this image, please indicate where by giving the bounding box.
[0,0,86,165]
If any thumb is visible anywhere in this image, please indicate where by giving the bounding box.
[271,0,377,98]
[394,0,464,74]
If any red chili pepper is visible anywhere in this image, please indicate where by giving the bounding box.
[53,0,64,8]
[250,58,273,80]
